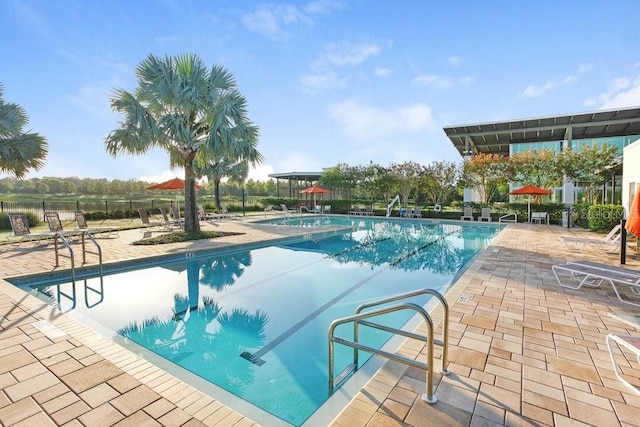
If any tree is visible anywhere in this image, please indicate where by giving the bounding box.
[510,148,563,190]
[105,54,259,231]
[422,161,461,205]
[462,153,510,204]
[559,143,619,204]
[388,161,424,207]
[0,83,48,178]
[197,157,254,209]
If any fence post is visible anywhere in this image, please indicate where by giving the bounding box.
[42,201,46,221]
[104,200,108,214]
[76,201,80,212]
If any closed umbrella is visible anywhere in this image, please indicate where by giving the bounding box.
[509,184,552,223]
[626,186,640,237]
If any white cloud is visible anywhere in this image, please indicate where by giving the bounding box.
[67,83,113,120]
[412,74,453,89]
[324,40,382,66]
[299,70,346,92]
[522,64,592,97]
[374,67,392,77]
[242,1,343,39]
[587,75,640,109]
[138,169,184,184]
[448,56,464,67]
[329,99,434,142]
[247,164,275,182]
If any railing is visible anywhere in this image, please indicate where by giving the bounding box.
[499,213,517,224]
[53,231,104,309]
[328,288,449,404]
[386,195,401,217]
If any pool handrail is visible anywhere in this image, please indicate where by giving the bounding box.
[499,213,517,224]
[354,288,449,374]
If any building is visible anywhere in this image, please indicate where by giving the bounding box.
[443,106,640,207]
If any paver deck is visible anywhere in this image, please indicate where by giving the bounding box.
[1,215,640,426]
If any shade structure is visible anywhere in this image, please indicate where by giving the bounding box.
[147,177,203,190]
[626,186,640,237]
[509,185,553,223]
[300,185,331,209]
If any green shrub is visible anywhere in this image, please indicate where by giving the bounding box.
[586,204,624,232]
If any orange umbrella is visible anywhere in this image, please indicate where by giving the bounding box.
[509,184,553,223]
[626,186,640,237]
[300,185,331,207]
[147,177,203,190]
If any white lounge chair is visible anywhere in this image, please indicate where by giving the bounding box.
[280,204,296,215]
[461,206,474,221]
[221,204,241,219]
[606,334,640,395]
[552,260,640,308]
[478,207,492,222]
[560,224,621,253]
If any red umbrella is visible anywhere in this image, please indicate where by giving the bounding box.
[626,186,640,237]
[509,185,553,223]
[147,177,203,190]
[300,185,331,208]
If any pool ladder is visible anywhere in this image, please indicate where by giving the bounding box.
[53,231,104,309]
[328,288,450,403]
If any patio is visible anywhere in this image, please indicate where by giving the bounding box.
[1,218,640,426]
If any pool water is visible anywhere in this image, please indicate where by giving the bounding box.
[13,218,500,426]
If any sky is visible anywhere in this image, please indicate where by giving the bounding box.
[2,0,640,184]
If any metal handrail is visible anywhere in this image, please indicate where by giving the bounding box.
[328,289,449,403]
[53,231,104,308]
[499,213,517,224]
[354,288,449,375]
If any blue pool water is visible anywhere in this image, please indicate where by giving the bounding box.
[12,217,501,426]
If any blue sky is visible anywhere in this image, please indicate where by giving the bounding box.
[2,0,640,183]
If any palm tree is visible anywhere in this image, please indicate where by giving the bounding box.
[0,83,48,178]
[197,158,251,209]
[105,54,260,231]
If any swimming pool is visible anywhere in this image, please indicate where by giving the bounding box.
[11,217,501,426]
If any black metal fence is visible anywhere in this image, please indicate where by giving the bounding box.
[0,200,180,222]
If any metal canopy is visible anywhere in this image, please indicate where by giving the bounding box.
[268,171,322,181]
[443,106,640,157]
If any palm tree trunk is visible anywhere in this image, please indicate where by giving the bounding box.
[184,157,200,232]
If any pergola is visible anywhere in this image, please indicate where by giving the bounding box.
[268,171,322,198]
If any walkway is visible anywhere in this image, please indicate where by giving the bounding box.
[1,217,639,426]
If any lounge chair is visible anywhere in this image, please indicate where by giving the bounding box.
[478,207,492,222]
[410,206,422,218]
[264,205,275,216]
[560,224,621,253]
[170,206,186,225]
[363,206,375,216]
[221,204,241,218]
[461,206,474,221]
[160,207,183,228]
[551,260,640,308]
[606,334,640,394]
[45,211,83,239]
[198,205,219,221]
[348,206,363,215]
[323,205,332,214]
[137,208,170,231]
[6,213,55,246]
[280,204,296,215]
[74,211,119,238]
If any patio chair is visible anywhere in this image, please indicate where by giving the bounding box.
[6,213,55,246]
[560,224,621,253]
[280,203,298,215]
[410,206,422,218]
[264,205,275,216]
[363,206,375,216]
[222,204,241,218]
[606,334,640,395]
[160,207,183,229]
[348,206,363,215]
[323,205,332,214]
[74,211,119,238]
[198,205,219,221]
[478,207,492,222]
[460,206,474,221]
[45,211,83,239]
[551,260,640,308]
[137,208,170,231]
[531,211,549,224]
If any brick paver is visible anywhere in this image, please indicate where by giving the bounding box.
[1,217,639,426]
